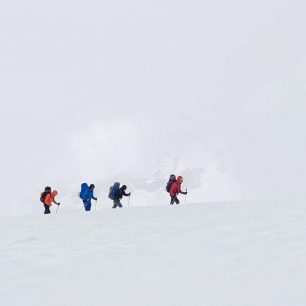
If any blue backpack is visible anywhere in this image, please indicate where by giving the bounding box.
[79,183,89,200]
[108,183,120,200]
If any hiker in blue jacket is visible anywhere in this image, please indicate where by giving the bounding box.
[80,184,98,211]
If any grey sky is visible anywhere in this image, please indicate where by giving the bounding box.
[0,0,305,215]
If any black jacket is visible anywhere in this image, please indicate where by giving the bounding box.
[119,187,131,199]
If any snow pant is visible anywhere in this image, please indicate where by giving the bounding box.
[44,204,51,214]
[113,200,123,209]
[83,200,92,211]
[170,196,180,205]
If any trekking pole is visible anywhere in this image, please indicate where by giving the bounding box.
[128,195,131,207]
[56,205,60,214]
[95,199,97,211]
[184,189,187,204]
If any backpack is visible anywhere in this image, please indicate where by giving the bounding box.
[166,174,176,193]
[40,191,49,204]
[79,183,89,200]
[108,183,120,200]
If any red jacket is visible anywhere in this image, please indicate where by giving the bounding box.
[170,176,187,197]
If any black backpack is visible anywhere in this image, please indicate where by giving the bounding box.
[166,175,176,193]
[40,191,49,204]
[40,187,51,203]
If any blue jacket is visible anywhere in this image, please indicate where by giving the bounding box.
[83,189,96,202]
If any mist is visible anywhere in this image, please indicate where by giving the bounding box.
[0,0,305,216]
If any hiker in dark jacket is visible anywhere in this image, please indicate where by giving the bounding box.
[111,184,131,209]
[120,185,131,199]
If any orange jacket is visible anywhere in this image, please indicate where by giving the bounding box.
[44,190,59,207]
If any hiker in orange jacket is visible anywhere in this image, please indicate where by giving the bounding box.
[44,190,60,214]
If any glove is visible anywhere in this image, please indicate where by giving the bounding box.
[94,197,98,201]
[57,203,61,206]
[128,193,131,197]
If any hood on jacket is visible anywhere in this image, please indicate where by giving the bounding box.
[51,190,58,196]
[177,176,184,184]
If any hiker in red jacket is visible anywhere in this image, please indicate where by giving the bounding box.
[170,176,187,205]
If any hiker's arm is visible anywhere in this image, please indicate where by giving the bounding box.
[53,197,60,205]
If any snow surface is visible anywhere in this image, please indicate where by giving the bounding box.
[1,201,305,306]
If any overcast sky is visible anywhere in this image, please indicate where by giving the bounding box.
[0,0,305,216]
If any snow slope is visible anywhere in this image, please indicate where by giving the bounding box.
[1,201,305,306]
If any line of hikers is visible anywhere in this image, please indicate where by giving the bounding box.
[40,175,188,214]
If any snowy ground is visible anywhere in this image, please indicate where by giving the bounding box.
[0,201,305,306]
